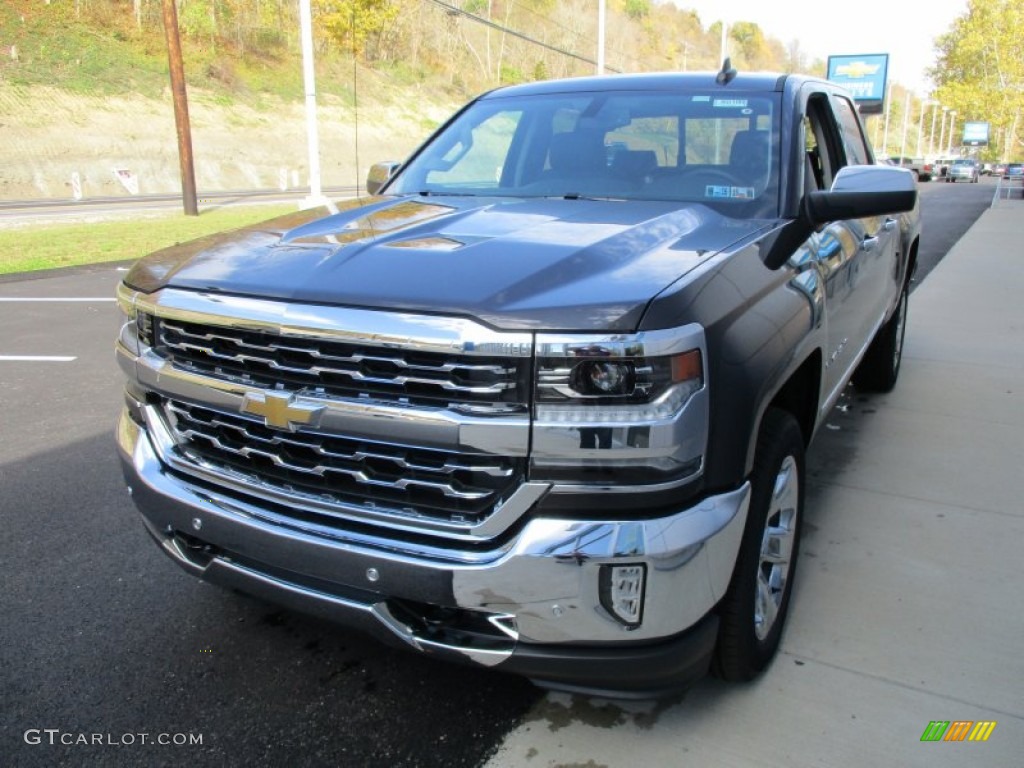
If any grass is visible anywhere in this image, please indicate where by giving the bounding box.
[0,204,296,276]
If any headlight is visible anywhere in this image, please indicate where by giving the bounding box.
[531,326,709,488]
[116,283,154,357]
[535,328,705,421]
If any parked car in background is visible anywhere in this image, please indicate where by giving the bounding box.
[1007,163,1024,181]
[992,163,1007,177]
[947,158,980,183]
[890,156,934,181]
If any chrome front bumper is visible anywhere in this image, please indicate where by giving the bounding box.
[118,406,749,694]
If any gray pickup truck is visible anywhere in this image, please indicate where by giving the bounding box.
[116,68,919,698]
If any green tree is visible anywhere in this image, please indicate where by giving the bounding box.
[316,0,399,60]
[623,0,650,20]
[930,0,1024,160]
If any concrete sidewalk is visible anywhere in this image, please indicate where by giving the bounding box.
[486,201,1024,767]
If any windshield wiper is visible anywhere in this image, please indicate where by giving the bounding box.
[561,193,627,202]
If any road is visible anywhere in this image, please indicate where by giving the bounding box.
[0,180,998,767]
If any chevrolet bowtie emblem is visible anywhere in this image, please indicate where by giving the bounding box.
[241,391,324,432]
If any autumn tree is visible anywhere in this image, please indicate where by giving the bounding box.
[930,0,1024,160]
[316,0,399,60]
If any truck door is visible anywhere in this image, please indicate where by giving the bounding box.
[830,93,901,352]
[803,92,898,408]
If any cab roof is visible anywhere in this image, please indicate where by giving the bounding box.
[479,71,810,99]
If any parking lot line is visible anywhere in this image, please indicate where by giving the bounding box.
[0,298,116,302]
[0,356,77,362]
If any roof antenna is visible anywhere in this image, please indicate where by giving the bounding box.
[716,57,737,85]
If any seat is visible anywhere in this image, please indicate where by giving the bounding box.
[728,130,771,192]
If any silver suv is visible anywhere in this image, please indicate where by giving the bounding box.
[947,159,980,183]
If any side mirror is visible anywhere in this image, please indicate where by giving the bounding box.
[762,165,917,270]
[804,165,917,226]
[366,161,401,195]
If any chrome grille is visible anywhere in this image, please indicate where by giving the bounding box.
[164,400,525,525]
[153,318,528,408]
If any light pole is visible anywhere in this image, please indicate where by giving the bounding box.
[882,83,894,156]
[917,100,935,157]
[928,102,940,157]
[899,91,911,160]
[947,110,958,156]
[938,106,949,157]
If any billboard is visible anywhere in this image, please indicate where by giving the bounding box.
[962,121,990,146]
[826,54,889,115]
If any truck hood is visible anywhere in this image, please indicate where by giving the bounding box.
[125,195,773,331]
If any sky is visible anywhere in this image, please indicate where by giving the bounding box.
[675,0,970,94]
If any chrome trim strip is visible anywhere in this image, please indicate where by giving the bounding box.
[535,324,707,359]
[129,349,531,455]
[134,288,534,357]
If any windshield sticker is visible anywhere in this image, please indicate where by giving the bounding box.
[705,185,756,200]
[713,99,748,108]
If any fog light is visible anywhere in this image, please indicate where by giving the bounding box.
[600,563,646,628]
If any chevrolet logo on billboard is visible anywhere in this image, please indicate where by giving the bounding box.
[834,61,881,78]
[241,391,324,432]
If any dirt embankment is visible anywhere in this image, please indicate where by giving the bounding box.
[0,82,456,200]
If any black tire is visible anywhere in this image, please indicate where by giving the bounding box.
[713,409,805,682]
[852,284,908,393]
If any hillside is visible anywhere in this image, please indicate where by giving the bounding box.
[0,80,457,200]
[0,0,823,201]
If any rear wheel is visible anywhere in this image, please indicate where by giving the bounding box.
[853,284,908,393]
[713,409,805,681]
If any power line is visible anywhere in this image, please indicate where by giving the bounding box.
[424,0,622,74]
[504,0,648,71]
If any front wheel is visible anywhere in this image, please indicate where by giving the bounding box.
[853,284,908,393]
[713,409,805,681]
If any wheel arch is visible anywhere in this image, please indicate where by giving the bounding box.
[764,349,822,448]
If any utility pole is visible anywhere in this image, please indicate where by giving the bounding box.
[161,0,198,216]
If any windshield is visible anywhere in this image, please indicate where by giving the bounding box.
[386,89,782,218]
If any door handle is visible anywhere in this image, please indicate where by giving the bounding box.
[883,218,897,232]
[861,236,878,252]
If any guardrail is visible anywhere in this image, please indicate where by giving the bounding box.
[992,175,1023,205]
